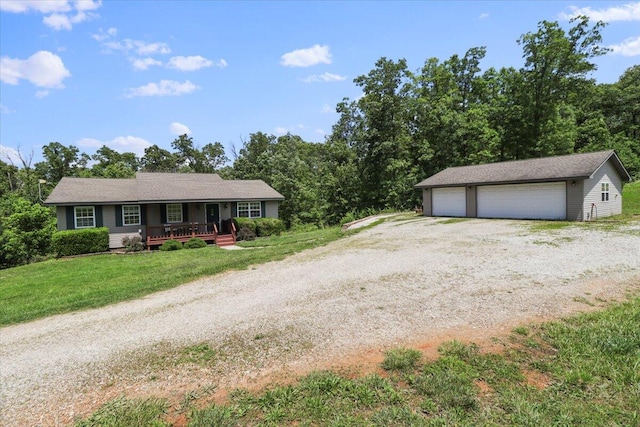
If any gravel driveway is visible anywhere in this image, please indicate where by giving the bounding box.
[2,216,639,425]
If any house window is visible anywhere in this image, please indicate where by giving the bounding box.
[601,182,609,202]
[122,205,141,226]
[74,206,95,228]
[166,203,183,223]
[237,202,261,218]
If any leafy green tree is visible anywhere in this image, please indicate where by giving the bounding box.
[0,194,56,268]
[170,135,228,173]
[34,142,83,184]
[517,16,608,157]
[0,160,19,198]
[141,144,177,172]
[88,146,139,178]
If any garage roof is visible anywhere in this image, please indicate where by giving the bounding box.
[415,150,631,188]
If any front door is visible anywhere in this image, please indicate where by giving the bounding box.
[206,203,220,232]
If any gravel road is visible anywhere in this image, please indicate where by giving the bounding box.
[2,216,639,426]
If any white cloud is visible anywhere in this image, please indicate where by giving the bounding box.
[0,51,71,88]
[1,0,101,30]
[321,104,334,114]
[0,0,71,14]
[479,12,489,19]
[35,90,50,98]
[281,44,332,67]
[315,128,326,135]
[75,0,102,11]
[169,122,192,135]
[166,55,215,71]
[302,72,346,83]
[0,144,22,164]
[0,104,13,113]
[559,2,640,21]
[104,39,171,56]
[609,35,640,56]
[131,57,162,71]
[124,80,199,98]
[77,135,151,157]
[43,13,72,30]
[92,27,117,41]
[275,127,289,135]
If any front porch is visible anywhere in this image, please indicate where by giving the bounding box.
[146,221,236,249]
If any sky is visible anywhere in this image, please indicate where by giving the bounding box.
[1,1,639,166]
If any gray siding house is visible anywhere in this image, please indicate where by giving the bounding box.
[45,172,284,248]
[415,150,631,221]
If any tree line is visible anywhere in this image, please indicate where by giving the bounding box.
[1,16,638,267]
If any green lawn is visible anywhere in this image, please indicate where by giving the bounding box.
[621,180,640,217]
[75,294,640,426]
[0,226,349,326]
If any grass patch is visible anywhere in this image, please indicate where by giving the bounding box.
[0,226,352,326]
[621,180,640,217]
[381,347,422,372]
[77,294,640,426]
[74,397,168,426]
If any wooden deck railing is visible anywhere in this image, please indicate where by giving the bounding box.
[146,222,218,247]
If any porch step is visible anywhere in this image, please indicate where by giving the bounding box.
[215,235,236,246]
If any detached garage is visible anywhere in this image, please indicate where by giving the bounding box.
[415,150,631,221]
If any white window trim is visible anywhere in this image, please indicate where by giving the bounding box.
[166,203,183,223]
[74,206,96,229]
[237,201,262,219]
[122,204,141,226]
[601,182,610,202]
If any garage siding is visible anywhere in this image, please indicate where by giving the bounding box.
[583,161,623,219]
[432,187,466,217]
[477,182,567,220]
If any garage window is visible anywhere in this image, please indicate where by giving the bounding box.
[601,182,609,202]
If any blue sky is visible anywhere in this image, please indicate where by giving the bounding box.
[1,1,639,166]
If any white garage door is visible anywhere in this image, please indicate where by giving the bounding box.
[432,187,466,217]
[477,182,566,220]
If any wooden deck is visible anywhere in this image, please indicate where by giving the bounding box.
[146,222,235,249]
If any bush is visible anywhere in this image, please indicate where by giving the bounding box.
[253,218,285,237]
[234,217,256,234]
[236,226,256,241]
[51,227,109,257]
[184,238,207,249]
[122,235,144,252]
[159,239,183,251]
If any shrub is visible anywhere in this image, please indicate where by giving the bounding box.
[159,239,183,251]
[184,238,207,249]
[122,235,144,252]
[234,217,256,234]
[236,226,256,241]
[254,218,285,237]
[51,227,109,257]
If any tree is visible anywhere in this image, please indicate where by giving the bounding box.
[517,16,608,157]
[88,146,139,178]
[170,135,229,173]
[141,145,177,172]
[34,142,83,184]
[0,194,56,268]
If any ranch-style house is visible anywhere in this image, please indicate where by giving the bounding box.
[45,172,284,248]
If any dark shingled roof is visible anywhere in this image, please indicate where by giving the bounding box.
[415,150,631,188]
[45,172,285,205]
